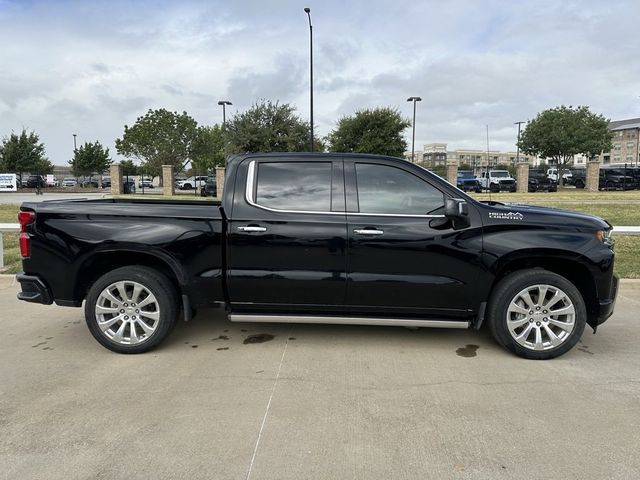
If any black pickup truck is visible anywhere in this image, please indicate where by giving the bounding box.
[16,153,618,359]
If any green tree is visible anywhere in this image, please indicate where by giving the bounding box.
[518,106,613,175]
[0,129,53,174]
[224,100,317,154]
[69,141,112,177]
[119,159,139,176]
[115,109,199,176]
[327,107,410,157]
[191,125,225,173]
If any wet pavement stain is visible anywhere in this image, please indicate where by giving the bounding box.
[456,344,479,358]
[31,342,47,348]
[191,345,198,348]
[42,347,54,351]
[211,335,229,341]
[288,337,296,341]
[243,334,275,344]
[577,346,594,355]
[223,329,229,333]
[216,347,229,351]
[240,329,248,332]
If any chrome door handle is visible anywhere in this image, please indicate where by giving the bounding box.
[237,226,267,232]
[353,229,384,235]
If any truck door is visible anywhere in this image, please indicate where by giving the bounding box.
[227,157,347,311]
[344,159,482,317]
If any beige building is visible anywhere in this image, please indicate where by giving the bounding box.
[600,117,640,165]
[406,143,538,170]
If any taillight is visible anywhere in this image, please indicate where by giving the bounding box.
[18,210,35,258]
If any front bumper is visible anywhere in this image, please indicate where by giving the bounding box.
[595,273,618,326]
[16,273,53,305]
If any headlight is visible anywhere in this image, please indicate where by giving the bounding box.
[597,229,614,247]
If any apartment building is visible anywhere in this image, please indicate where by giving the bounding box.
[407,143,538,168]
[600,117,640,165]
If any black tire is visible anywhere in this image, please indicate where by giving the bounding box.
[490,184,499,193]
[85,266,179,354]
[574,179,584,189]
[487,270,586,360]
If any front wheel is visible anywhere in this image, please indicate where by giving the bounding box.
[85,266,179,353]
[487,270,586,360]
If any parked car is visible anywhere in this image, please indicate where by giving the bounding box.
[81,178,99,188]
[101,176,111,188]
[200,177,217,197]
[547,168,573,184]
[456,170,482,193]
[138,176,154,189]
[528,171,558,192]
[45,175,59,187]
[26,175,46,188]
[16,153,618,360]
[62,177,78,187]
[177,176,208,190]
[478,170,517,192]
[123,179,136,194]
[600,168,637,190]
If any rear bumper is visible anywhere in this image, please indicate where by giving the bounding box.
[16,273,53,305]
[596,273,618,326]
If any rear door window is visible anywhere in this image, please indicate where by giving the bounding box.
[255,162,332,212]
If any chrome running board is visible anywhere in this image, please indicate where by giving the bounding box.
[229,314,469,329]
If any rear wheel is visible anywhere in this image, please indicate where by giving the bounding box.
[574,179,584,189]
[487,270,586,360]
[85,266,179,353]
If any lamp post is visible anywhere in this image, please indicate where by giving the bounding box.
[72,133,77,152]
[217,100,232,127]
[406,97,422,162]
[304,7,314,151]
[514,121,525,164]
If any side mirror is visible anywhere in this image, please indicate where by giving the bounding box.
[445,198,468,219]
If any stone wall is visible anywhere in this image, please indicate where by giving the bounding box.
[110,164,122,195]
[162,165,175,196]
[516,162,529,193]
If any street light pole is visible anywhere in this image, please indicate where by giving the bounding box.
[217,100,232,127]
[72,133,77,152]
[514,121,525,164]
[304,7,313,152]
[406,97,422,162]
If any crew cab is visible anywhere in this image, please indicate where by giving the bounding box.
[16,153,618,360]
[478,170,517,192]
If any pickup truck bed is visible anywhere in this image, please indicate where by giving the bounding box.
[18,198,225,310]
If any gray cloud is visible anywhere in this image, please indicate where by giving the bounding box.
[0,0,639,163]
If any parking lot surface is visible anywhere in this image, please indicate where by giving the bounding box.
[1,276,639,480]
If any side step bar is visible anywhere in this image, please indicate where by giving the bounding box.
[229,314,469,329]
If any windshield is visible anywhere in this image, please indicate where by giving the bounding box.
[491,171,510,178]
[457,171,475,179]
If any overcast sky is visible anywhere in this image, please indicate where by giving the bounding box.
[1,0,639,165]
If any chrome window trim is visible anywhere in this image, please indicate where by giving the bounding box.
[245,159,446,218]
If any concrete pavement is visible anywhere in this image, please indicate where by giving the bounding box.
[1,276,639,479]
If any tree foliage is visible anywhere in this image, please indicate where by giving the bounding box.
[518,106,613,167]
[327,107,410,157]
[115,109,199,176]
[224,100,316,154]
[0,129,54,174]
[191,125,225,173]
[119,159,139,176]
[69,141,112,177]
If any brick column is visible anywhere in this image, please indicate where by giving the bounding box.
[516,162,529,193]
[162,165,175,196]
[446,159,458,186]
[215,166,225,199]
[586,159,600,192]
[110,164,123,195]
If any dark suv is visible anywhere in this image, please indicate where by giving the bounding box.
[26,175,46,188]
[200,177,217,197]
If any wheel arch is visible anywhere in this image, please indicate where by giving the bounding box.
[74,249,186,303]
[488,253,599,327]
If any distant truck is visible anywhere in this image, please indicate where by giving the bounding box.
[456,170,482,192]
[478,170,517,192]
[547,168,573,184]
